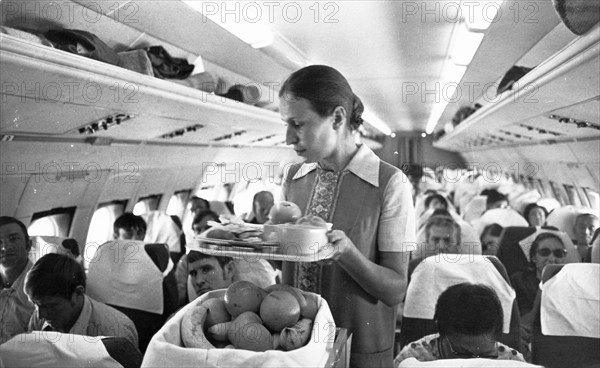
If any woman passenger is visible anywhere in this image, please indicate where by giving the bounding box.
[279,65,415,367]
[523,203,547,227]
[394,283,525,365]
[510,233,568,318]
[480,223,503,256]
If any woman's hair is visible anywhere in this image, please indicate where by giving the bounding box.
[523,203,548,223]
[192,210,219,228]
[480,223,504,240]
[529,232,565,266]
[25,253,86,300]
[425,194,448,209]
[279,65,364,130]
[434,283,503,338]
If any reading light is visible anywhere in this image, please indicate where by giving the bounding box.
[450,23,485,66]
[362,107,392,136]
[425,62,467,134]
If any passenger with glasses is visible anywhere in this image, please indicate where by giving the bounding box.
[394,283,525,365]
[511,233,568,319]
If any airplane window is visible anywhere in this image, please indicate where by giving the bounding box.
[28,208,75,238]
[166,190,191,218]
[550,182,569,206]
[84,201,127,270]
[133,194,162,215]
[584,188,599,210]
[563,184,582,206]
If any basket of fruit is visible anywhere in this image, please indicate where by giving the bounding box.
[142,281,336,367]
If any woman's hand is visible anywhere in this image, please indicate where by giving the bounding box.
[314,230,353,264]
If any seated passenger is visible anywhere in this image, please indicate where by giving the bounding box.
[113,212,146,241]
[425,194,448,212]
[191,210,219,235]
[484,189,509,211]
[410,215,461,276]
[190,196,210,218]
[480,223,503,256]
[523,203,548,227]
[26,253,139,348]
[0,216,35,343]
[186,251,235,296]
[394,283,525,365]
[244,190,274,224]
[573,213,598,261]
[511,233,568,318]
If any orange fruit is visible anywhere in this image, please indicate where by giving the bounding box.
[260,290,301,332]
[224,281,266,318]
[301,291,319,320]
[201,297,231,327]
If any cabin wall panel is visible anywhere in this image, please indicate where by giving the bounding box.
[0,175,28,217]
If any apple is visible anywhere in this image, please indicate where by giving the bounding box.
[268,201,302,224]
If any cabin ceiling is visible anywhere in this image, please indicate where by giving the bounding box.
[0,0,588,138]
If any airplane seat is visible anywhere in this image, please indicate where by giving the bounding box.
[463,195,487,223]
[86,240,177,353]
[399,255,521,353]
[496,227,537,277]
[472,208,529,240]
[546,205,597,241]
[142,210,183,260]
[531,263,600,368]
[28,235,81,264]
[0,332,142,368]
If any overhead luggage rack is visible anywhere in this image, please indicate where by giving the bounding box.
[0,34,286,146]
[434,23,600,152]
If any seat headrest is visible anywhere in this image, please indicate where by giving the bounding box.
[29,236,81,264]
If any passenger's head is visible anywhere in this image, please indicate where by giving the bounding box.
[113,213,146,240]
[573,213,598,246]
[0,216,31,273]
[252,191,274,224]
[434,283,504,359]
[480,223,503,256]
[529,233,567,278]
[186,251,235,296]
[280,65,363,163]
[425,194,448,211]
[190,196,210,217]
[484,190,508,210]
[192,210,219,235]
[24,253,86,332]
[425,215,461,254]
[523,203,547,227]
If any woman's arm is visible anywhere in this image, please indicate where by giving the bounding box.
[327,231,408,307]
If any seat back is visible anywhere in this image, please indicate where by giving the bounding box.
[87,241,177,353]
[531,264,600,368]
[496,226,536,277]
[0,332,141,368]
[400,255,521,351]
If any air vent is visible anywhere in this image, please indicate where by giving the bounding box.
[212,130,246,142]
[159,124,204,139]
[76,113,135,135]
[549,114,600,131]
[248,134,277,143]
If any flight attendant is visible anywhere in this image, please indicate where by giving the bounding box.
[279,65,415,367]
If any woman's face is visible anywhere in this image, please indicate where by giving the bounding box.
[533,237,567,275]
[481,233,501,256]
[527,207,546,227]
[280,96,338,163]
